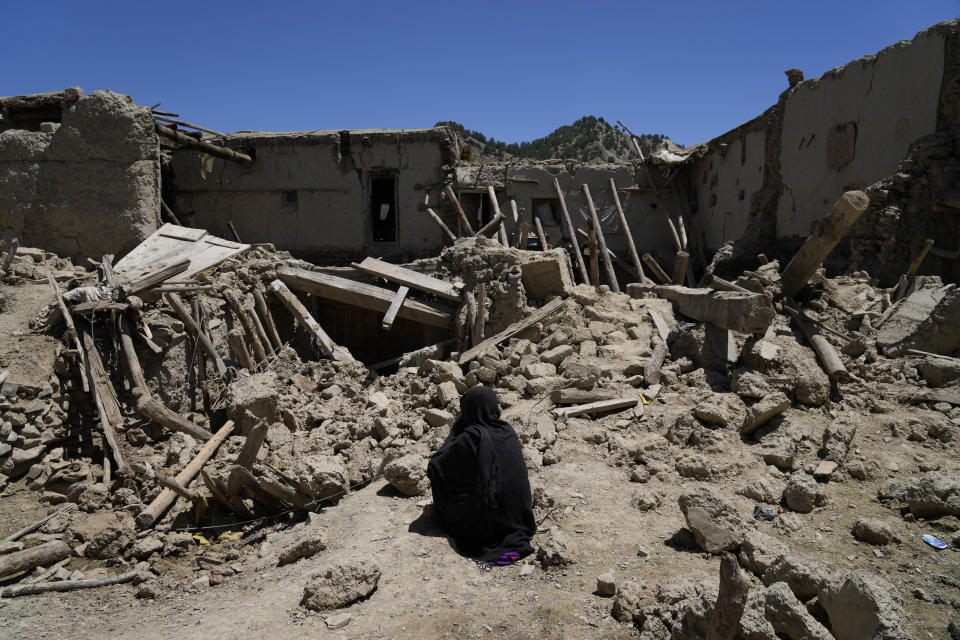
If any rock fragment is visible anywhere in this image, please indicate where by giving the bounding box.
[678,487,749,553]
[301,559,381,610]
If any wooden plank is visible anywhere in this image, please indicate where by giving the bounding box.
[157,224,207,242]
[277,267,453,328]
[553,178,589,283]
[253,287,283,351]
[269,279,336,357]
[609,177,648,284]
[459,298,565,364]
[352,257,460,303]
[445,185,476,236]
[80,329,127,474]
[554,397,638,419]
[582,184,620,293]
[381,286,409,331]
[648,309,671,342]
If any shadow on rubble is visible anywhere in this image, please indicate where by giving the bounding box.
[664,527,702,554]
[406,509,480,560]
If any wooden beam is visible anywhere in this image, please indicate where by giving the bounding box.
[46,269,88,392]
[785,304,850,382]
[708,275,750,293]
[588,221,599,287]
[268,279,336,358]
[80,329,127,474]
[780,190,870,298]
[459,298,565,365]
[575,229,644,282]
[550,389,619,405]
[227,328,256,371]
[487,186,508,245]
[381,286,409,331]
[165,293,227,376]
[553,178,590,283]
[582,184,620,293]
[153,114,225,137]
[652,284,776,335]
[224,289,268,365]
[1,571,137,598]
[277,267,453,328]
[424,207,458,243]
[554,397,638,419]
[253,287,284,351]
[642,253,671,285]
[609,177,648,284]
[0,541,71,580]
[445,186,476,236]
[133,390,213,441]
[476,213,505,238]
[533,216,549,250]
[135,420,235,529]
[672,251,689,285]
[155,123,252,165]
[351,256,460,303]
[118,313,149,394]
[516,221,531,250]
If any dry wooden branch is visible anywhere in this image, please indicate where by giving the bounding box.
[0,505,74,544]
[133,390,212,441]
[155,123,252,164]
[1,571,137,598]
[252,287,283,351]
[0,541,71,580]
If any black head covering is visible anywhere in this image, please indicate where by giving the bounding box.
[452,385,510,436]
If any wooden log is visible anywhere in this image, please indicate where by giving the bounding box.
[550,389,618,405]
[155,123,252,165]
[164,292,227,376]
[473,284,487,347]
[444,186,476,236]
[381,286,409,331]
[0,505,74,544]
[45,269,89,392]
[253,288,283,351]
[247,295,273,357]
[352,256,461,303]
[780,190,870,298]
[642,253,672,285]
[582,184,620,293]
[0,541,72,580]
[460,298,565,365]
[133,390,212,441]
[645,339,669,384]
[533,216,549,250]
[1,571,137,598]
[555,397,638,419]
[188,299,201,411]
[118,313,149,394]
[424,207,458,243]
[516,221,531,250]
[575,228,644,282]
[230,466,313,508]
[553,178,590,283]
[672,251,690,285]
[135,419,235,529]
[268,279,335,358]
[708,275,750,293]
[653,284,776,335]
[160,199,183,226]
[201,469,252,517]
[609,177,648,283]
[508,198,520,226]
[476,213,505,238]
[588,221,600,287]
[487,186,508,245]
[227,329,256,371]
[236,419,268,469]
[785,305,849,382]
[223,289,268,365]
[3,237,18,273]
[80,329,127,474]
[132,462,199,502]
[277,267,453,328]
[228,220,242,243]
[153,114,224,137]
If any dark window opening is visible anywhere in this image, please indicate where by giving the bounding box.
[370,175,397,242]
[738,188,745,201]
[531,198,560,226]
[458,191,495,229]
[281,190,298,213]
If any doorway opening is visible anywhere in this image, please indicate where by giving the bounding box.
[370,174,397,242]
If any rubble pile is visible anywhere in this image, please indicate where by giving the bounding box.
[1,193,959,636]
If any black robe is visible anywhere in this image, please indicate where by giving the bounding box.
[427,386,536,562]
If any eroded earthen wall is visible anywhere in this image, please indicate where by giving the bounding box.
[0,90,161,259]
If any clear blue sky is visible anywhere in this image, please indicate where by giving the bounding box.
[3,1,957,145]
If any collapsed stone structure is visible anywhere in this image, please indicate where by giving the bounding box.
[1,18,960,640]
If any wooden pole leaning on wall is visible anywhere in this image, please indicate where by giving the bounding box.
[516,221,531,250]
[424,207,458,243]
[160,199,184,226]
[582,184,620,293]
[642,253,672,285]
[486,186,509,246]
[552,178,590,283]
[533,216,549,250]
[609,177,649,284]
[475,213,505,238]
[575,229,645,282]
[444,185,476,236]
[672,251,690,285]
[165,292,227,376]
[253,287,284,352]
[155,123,252,165]
[135,419,235,529]
[587,221,600,287]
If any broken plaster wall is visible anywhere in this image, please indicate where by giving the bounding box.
[0,90,161,259]
[693,19,957,283]
[170,127,459,263]
[452,161,681,275]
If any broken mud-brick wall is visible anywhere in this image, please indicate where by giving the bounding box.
[167,128,461,264]
[691,19,960,284]
[0,89,162,260]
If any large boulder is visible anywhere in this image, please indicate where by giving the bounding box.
[821,413,858,463]
[278,527,328,565]
[292,455,349,500]
[902,470,960,518]
[225,371,280,435]
[301,559,381,610]
[761,555,833,602]
[783,472,821,513]
[678,487,749,554]
[877,284,960,357]
[819,573,911,640]
[382,454,429,496]
[764,582,833,640]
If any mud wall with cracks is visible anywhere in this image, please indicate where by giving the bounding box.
[0,90,161,260]
[171,127,459,263]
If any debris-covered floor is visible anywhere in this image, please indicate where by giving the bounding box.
[1,196,960,640]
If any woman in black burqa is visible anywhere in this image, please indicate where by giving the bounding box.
[427,385,536,565]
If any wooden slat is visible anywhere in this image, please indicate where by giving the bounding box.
[278,267,453,328]
[381,286,409,331]
[352,257,460,302]
[459,298,565,364]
